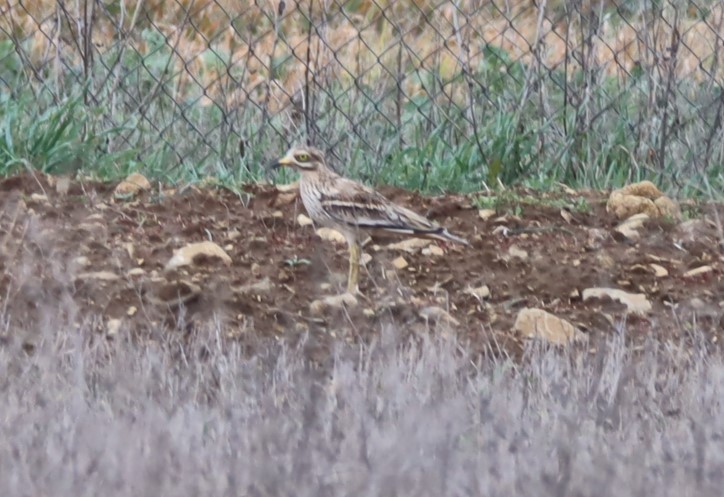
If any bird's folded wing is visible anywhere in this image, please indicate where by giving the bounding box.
[319,179,439,233]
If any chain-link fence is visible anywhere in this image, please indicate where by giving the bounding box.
[1,0,722,193]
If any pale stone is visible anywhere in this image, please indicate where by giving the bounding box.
[514,308,580,345]
[582,287,652,315]
[114,173,151,197]
[165,241,232,271]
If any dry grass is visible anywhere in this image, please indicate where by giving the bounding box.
[4,0,722,112]
[1,305,723,495]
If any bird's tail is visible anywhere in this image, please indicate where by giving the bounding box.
[426,227,470,246]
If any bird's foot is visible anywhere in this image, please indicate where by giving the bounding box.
[310,291,359,315]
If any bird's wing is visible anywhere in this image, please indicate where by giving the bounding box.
[318,178,468,245]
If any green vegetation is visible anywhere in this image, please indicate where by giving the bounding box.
[1,19,722,199]
[473,190,592,216]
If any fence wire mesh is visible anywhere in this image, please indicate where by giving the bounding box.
[1,0,723,192]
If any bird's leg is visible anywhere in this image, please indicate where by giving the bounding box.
[347,241,361,294]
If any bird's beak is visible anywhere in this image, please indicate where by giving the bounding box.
[269,155,293,170]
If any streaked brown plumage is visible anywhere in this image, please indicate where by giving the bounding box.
[271,146,468,293]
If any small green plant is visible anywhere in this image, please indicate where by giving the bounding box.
[473,189,592,216]
[284,255,311,267]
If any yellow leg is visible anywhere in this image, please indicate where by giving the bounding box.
[347,242,360,294]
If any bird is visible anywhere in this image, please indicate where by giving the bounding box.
[270,145,469,295]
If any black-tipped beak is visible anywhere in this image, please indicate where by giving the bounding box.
[268,156,292,170]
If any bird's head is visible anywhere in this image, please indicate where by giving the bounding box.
[269,146,326,173]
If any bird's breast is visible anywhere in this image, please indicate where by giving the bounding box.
[299,177,328,223]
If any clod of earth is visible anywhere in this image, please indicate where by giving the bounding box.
[315,227,346,243]
[114,173,151,198]
[513,307,581,345]
[614,213,650,242]
[165,241,232,271]
[582,287,652,315]
[478,209,496,221]
[606,181,680,220]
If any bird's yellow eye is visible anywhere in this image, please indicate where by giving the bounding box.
[295,153,310,162]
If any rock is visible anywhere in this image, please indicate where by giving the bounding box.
[513,308,580,345]
[310,292,358,314]
[650,264,668,277]
[683,265,714,278]
[419,306,460,326]
[392,256,409,270]
[613,213,649,242]
[315,227,346,244]
[114,173,151,197]
[506,245,528,261]
[478,209,496,221]
[387,238,431,252]
[582,287,652,315]
[55,177,71,196]
[465,285,491,300]
[71,256,91,268]
[297,214,313,227]
[126,306,137,317]
[106,318,122,337]
[422,245,444,257]
[145,279,202,307]
[76,271,120,281]
[126,268,146,277]
[606,181,679,220]
[165,241,232,271]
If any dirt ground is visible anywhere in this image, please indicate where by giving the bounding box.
[1,173,722,361]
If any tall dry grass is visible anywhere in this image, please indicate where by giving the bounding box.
[0,307,723,496]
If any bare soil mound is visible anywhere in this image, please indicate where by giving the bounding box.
[1,173,721,361]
